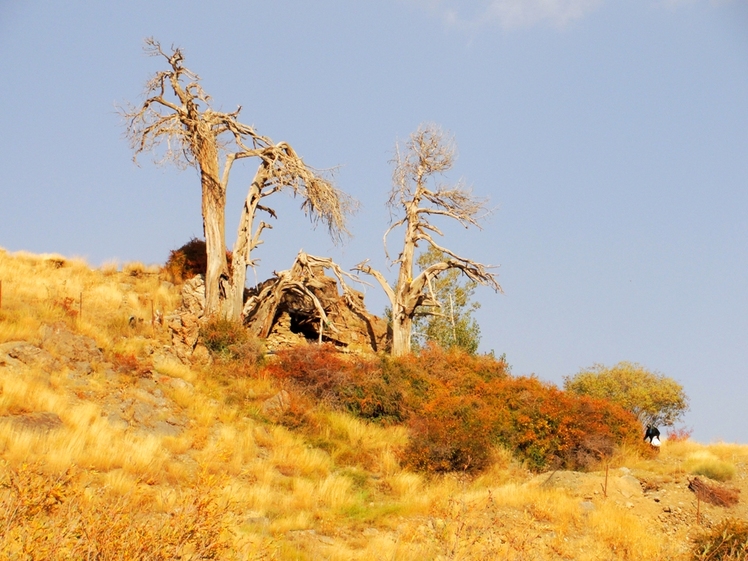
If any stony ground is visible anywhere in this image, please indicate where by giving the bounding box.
[529,455,748,558]
[2,320,746,560]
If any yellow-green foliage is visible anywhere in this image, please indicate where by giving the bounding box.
[685,450,736,482]
[564,361,689,427]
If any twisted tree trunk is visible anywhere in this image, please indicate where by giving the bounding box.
[198,140,229,319]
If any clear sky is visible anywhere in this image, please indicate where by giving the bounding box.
[1,1,747,443]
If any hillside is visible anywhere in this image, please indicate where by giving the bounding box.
[1,247,747,560]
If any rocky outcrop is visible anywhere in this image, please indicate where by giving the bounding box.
[0,333,190,438]
[0,412,63,433]
[39,322,103,363]
[0,323,105,384]
[166,276,207,362]
[168,257,389,358]
[243,254,389,353]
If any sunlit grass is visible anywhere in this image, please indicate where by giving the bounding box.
[683,449,736,481]
[3,248,747,560]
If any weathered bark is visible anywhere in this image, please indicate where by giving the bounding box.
[225,165,269,321]
[391,314,412,358]
[355,124,502,356]
[122,39,354,322]
[242,251,385,350]
[200,145,228,318]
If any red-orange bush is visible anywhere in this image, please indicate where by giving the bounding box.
[391,348,640,472]
[667,426,693,442]
[265,344,405,423]
[263,344,642,473]
[402,392,494,473]
[478,376,642,471]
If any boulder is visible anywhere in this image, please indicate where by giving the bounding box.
[0,411,63,433]
[39,322,103,363]
[166,275,206,362]
[0,342,61,375]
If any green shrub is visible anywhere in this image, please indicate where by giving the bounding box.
[200,318,262,362]
[692,518,748,561]
[564,361,689,427]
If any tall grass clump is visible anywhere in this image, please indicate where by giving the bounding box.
[686,451,737,482]
[0,462,230,560]
[692,518,748,561]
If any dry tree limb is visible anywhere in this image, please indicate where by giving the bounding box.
[121,38,356,320]
[689,477,740,507]
[243,251,368,339]
[355,123,501,356]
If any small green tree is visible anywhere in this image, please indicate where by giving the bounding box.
[412,247,481,354]
[563,361,689,427]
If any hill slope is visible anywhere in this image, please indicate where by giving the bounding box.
[0,248,746,560]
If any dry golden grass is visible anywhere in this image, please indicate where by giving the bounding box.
[3,248,747,560]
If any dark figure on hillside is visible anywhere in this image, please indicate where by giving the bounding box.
[644,425,661,448]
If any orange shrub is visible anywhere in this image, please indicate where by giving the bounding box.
[479,376,642,471]
[265,344,405,423]
[263,344,642,473]
[402,392,494,473]
[666,426,693,442]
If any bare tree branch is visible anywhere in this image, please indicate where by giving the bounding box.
[121,38,357,321]
[356,123,501,355]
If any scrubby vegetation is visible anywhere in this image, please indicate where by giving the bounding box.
[692,518,748,560]
[564,361,689,427]
[164,237,233,284]
[265,344,644,473]
[1,248,747,560]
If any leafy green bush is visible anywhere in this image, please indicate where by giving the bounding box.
[692,518,748,561]
[200,318,262,362]
[564,361,689,427]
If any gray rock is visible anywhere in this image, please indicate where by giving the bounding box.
[39,323,103,363]
[132,401,155,425]
[107,412,129,430]
[2,342,61,372]
[245,516,271,527]
[262,390,291,416]
[73,361,93,375]
[156,375,194,392]
[153,420,183,437]
[0,411,63,433]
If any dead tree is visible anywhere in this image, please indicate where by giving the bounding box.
[121,39,355,321]
[354,124,502,356]
[243,251,368,340]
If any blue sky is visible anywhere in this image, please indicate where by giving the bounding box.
[1,1,747,442]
